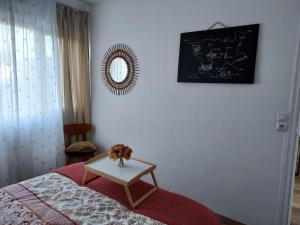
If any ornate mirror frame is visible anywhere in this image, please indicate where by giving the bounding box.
[102,44,139,95]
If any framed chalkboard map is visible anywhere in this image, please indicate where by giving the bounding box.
[177,24,259,83]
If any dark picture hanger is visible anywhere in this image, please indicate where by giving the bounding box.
[207,21,228,30]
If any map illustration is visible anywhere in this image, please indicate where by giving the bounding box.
[177,24,259,83]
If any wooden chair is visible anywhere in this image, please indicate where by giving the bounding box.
[64,124,96,165]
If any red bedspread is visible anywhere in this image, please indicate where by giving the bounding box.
[54,163,221,225]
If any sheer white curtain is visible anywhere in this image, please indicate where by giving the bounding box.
[0,0,65,187]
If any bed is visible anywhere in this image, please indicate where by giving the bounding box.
[0,163,222,225]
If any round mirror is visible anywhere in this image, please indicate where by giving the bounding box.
[102,44,139,95]
[109,57,128,83]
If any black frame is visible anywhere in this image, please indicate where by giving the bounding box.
[177,24,259,83]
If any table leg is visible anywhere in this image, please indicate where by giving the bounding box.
[151,171,158,188]
[82,169,88,185]
[124,185,135,209]
[131,186,157,209]
[124,171,159,209]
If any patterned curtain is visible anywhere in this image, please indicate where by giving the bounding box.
[0,0,65,187]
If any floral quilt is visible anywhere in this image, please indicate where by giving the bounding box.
[0,173,165,225]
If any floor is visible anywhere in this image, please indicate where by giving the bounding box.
[291,176,300,225]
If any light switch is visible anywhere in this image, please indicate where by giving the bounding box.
[277,112,289,122]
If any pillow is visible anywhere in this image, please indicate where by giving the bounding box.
[65,141,96,152]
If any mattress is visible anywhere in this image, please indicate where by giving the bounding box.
[0,163,222,225]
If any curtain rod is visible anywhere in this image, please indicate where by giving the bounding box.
[56,0,90,13]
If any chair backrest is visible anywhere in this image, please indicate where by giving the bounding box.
[63,124,92,146]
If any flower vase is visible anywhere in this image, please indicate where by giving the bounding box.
[118,157,124,167]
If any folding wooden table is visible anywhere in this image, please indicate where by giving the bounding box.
[82,153,158,209]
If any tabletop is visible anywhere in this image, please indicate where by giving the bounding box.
[84,154,156,184]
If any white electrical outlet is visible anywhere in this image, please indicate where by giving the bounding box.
[276,122,288,132]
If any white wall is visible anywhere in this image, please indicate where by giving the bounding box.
[89,0,300,224]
